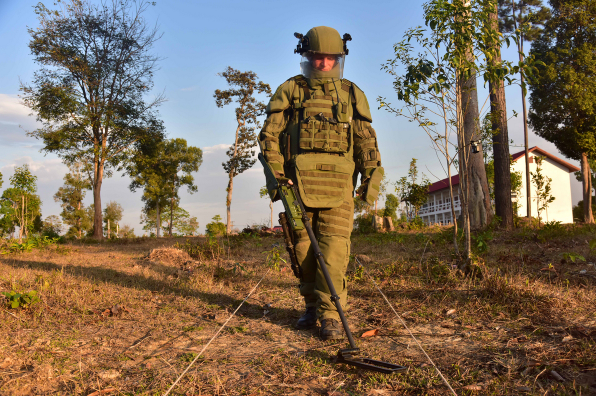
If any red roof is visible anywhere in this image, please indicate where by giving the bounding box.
[427,147,579,193]
[428,174,459,193]
[511,146,580,172]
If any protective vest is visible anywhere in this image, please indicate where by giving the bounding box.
[279,76,364,209]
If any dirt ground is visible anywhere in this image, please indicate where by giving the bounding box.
[1,225,596,395]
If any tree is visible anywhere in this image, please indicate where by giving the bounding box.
[140,205,196,236]
[128,137,202,237]
[531,157,555,225]
[214,67,271,233]
[42,215,63,237]
[118,224,135,238]
[178,216,199,236]
[499,0,551,218]
[21,0,166,239]
[205,215,226,237]
[382,193,400,224]
[395,159,431,220]
[259,185,274,229]
[488,1,514,228]
[0,165,42,242]
[527,0,596,223]
[103,201,123,237]
[54,162,92,238]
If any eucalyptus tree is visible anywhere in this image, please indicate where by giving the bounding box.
[215,67,271,233]
[21,0,165,239]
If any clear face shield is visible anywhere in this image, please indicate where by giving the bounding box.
[300,52,345,80]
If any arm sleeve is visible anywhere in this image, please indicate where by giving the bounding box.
[352,115,382,182]
[258,109,289,178]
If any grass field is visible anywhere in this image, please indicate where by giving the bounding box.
[1,224,595,395]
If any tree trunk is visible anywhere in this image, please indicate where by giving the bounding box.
[77,201,82,239]
[169,197,174,237]
[226,173,233,234]
[108,219,110,238]
[92,162,104,240]
[521,73,532,219]
[489,5,513,229]
[581,153,594,223]
[270,201,273,229]
[19,194,24,243]
[156,203,161,237]
[462,70,493,230]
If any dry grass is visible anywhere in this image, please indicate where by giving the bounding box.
[0,226,595,395]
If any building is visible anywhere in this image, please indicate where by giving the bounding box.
[418,146,580,225]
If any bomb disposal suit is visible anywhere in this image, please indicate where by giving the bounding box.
[258,26,383,338]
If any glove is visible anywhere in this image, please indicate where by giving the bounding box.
[358,167,384,205]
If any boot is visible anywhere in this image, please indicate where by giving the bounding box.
[319,318,343,340]
[295,306,317,329]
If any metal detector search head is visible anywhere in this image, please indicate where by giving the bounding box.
[336,348,407,374]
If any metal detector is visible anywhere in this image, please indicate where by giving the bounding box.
[291,184,406,374]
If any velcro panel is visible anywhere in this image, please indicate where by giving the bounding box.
[299,171,349,180]
[301,179,347,189]
[302,103,333,109]
[303,188,344,197]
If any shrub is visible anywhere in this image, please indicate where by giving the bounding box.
[3,290,40,309]
[205,215,226,237]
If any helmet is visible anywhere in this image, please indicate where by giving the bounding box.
[294,26,351,79]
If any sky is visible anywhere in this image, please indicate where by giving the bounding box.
[0,0,582,234]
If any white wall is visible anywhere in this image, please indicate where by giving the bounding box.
[511,152,575,223]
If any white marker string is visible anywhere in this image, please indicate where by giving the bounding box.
[356,258,457,396]
[163,268,271,396]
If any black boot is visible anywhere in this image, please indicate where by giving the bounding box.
[295,306,317,329]
[320,318,344,340]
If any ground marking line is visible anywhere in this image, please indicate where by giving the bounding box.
[163,268,271,396]
[356,257,458,396]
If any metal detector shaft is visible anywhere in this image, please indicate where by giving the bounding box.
[290,185,358,349]
[289,184,406,374]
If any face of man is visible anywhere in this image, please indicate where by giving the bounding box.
[311,54,337,71]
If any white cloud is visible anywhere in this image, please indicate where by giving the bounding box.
[0,94,30,117]
[202,143,229,154]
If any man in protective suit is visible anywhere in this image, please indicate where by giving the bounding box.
[259,26,384,340]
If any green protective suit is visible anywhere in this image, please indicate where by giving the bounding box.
[259,28,383,322]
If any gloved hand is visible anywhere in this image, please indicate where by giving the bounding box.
[358,167,384,205]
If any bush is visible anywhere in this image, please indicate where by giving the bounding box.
[353,213,375,234]
[205,215,226,237]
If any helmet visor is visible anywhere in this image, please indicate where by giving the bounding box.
[300,53,345,79]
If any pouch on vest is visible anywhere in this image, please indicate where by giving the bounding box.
[299,117,350,154]
[294,153,355,208]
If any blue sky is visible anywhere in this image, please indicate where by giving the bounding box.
[0,0,581,233]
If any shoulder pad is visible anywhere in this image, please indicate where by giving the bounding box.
[343,79,372,122]
[266,76,301,114]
